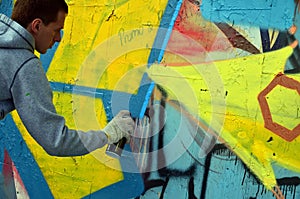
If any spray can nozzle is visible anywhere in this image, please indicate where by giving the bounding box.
[105,137,127,159]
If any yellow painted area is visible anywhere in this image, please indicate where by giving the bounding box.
[47,0,166,91]
[266,84,300,129]
[11,0,169,198]
[148,45,300,190]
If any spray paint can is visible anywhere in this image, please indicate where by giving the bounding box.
[105,137,127,159]
[105,108,149,159]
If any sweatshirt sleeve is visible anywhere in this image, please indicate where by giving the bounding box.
[10,57,108,156]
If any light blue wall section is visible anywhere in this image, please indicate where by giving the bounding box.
[201,0,295,30]
[137,102,300,199]
[0,0,12,16]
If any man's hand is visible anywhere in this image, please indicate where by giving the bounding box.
[103,110,135,144]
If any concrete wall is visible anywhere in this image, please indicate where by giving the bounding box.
[1,0,300,198]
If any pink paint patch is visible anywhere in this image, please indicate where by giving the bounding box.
[2,150,14,187]
[170,0,232,55]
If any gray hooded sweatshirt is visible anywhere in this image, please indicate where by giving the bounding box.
[0,14,108,156]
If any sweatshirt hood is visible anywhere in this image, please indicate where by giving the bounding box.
[0,14,35,52]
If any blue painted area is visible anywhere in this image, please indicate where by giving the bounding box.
[200,0,295,30]
[285,10,300,73]
[203,150,300,199]
[0,0,13,17]
[149,0,183,64]
[137,102,300,199]
[82,144,144,199]
[0,116,53,198]
[258,11,300,73]
[147,0,183,64]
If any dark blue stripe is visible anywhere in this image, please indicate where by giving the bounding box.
[139,0,183,119]
[49,81,144,121]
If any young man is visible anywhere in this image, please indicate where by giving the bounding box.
[0,0,135,156]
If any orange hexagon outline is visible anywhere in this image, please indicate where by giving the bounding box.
[258,72,300,142]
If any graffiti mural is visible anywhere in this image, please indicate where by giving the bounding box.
[0,0,300,198]
[140,0,300,198]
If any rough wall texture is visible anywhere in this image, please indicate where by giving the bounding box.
[0,0,300,198]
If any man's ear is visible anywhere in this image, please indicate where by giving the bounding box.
[29,18,43,33]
